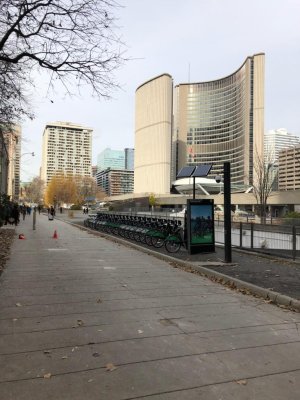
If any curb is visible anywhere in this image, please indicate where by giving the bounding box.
[64,220,300,313]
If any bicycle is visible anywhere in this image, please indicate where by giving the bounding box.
[164,224,186,253]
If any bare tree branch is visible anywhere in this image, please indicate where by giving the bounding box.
[252,147,276,222]
[0,0,126,124]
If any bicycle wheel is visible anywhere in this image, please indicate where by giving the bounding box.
[151,236,165,248]
[134,231,141,242]
[145,234,153,246]
[165,238,181,253]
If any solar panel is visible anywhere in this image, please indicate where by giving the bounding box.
[176,166,196,178]
[191,164,212,177]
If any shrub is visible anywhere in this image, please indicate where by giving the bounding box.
[284,211,300,219]
[70,204,81,210]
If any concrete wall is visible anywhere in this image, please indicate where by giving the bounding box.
[134,74,173,194]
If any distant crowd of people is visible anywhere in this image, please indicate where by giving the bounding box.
[1,203,42,226]
[0,201,92,226]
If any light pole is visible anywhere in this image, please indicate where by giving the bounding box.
[215,163,232,263]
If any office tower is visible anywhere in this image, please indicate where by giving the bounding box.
[124,148,134,170]
[41,121,92,185]
[174,53,265,187]
[134,74,173,194]
[97,148,125,171]
[134,54,265,194]
[264,128,300,164]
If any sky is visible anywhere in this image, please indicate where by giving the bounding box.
[20,0,300,181]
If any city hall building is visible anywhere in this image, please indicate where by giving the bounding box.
[134,53,265,195]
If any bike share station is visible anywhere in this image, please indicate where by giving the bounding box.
[177,163,232,261]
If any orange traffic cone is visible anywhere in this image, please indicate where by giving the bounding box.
[52,230,58,239]
[19,233,25,240]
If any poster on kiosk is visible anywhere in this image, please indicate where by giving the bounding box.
[187,199,215,254]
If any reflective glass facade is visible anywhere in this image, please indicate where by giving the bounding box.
[174,54,264,186]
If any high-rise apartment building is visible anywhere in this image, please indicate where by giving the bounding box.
[96,168,134,196]
[3,125,21,200]
[97,148,125,172]
[264,128,299,164]
[41,122,92,185]
[134,54,265,194]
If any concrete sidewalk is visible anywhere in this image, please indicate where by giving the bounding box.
[0,213,300,399]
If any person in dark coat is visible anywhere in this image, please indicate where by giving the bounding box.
[12,204,20,226]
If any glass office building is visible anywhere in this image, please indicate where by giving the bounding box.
[125,148,134,170]
[97,148,125,172]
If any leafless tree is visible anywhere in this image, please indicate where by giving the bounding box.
[24,176,45,203]
[252,148,276,223]
[75,175,98,204]
[0,61,33,126]
[0,0,125,123]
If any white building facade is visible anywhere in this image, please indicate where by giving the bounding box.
[134,74,173,194]
[41,122,92,185]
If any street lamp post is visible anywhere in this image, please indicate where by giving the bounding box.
[215,163,232,263]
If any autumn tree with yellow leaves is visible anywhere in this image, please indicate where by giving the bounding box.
[45,174,101,206]
[44,174,77,206]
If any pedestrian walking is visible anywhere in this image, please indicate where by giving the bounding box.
[21,205,26,220]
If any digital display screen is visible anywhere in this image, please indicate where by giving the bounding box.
[190,203,214,245]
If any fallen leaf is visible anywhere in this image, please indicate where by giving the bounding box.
[43,373,52,379]
[106,363,117,372]
[77,319,84,326]
[236,379,247,385]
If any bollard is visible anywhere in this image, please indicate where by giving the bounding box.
[33,208,36,230]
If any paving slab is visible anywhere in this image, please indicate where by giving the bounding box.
[0,213,299,399]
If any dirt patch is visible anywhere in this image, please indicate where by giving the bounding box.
[0,229,16,275]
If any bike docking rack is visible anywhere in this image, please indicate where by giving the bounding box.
[84,212,188,254]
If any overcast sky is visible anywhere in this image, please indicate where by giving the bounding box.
[20,0,300,181]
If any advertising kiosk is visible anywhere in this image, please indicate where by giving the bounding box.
[187,199,215,254]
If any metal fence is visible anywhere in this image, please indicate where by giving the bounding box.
[93,210,300,261]
[215,220,300,260]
